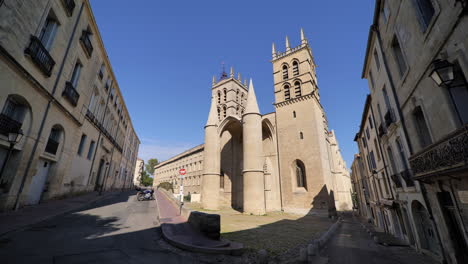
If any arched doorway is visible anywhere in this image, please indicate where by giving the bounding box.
[219,118,243,210]
[411,200,440,255]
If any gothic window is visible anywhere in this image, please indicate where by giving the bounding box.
[236,105,240,116]
[98,63,105,80]
[391,36,407,77]
[223,105,226,118]
[295,160,306,189]
[294,81,301,97]
[292,61,299,76]
[236,89,240,102]
[284,85,290,100]
[413,106,432,148]
[374,49,381,71]
[217,91,221,104]
[299,132,303,139]
[240,93,244,105]
[282,65,289,80]
[293,111,296,118]
[412,0,435,31]
[220,170,224,189]
[223,89,227,102]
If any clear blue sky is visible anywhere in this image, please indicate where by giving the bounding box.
[89,0,375,167]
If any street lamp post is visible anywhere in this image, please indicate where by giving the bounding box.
[0,130,24,187]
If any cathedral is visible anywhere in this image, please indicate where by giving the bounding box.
[154,29,352,216]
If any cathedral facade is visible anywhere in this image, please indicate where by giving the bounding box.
[154,30,352,216]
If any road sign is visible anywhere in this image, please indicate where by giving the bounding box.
[179,168,186,175]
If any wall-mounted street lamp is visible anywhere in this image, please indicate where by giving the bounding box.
[0,129,24,186]
[429,59,455,87]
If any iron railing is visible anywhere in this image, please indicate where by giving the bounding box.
[0,113,22,136]
[384,109,396,128]
[409,124,468,179]
[400,169,415,187]
[390,173,403,188]
[25,35,55,77]
[62,81,80,106]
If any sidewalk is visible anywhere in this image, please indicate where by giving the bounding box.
[0,190,121,237]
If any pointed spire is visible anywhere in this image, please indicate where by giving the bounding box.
[285,36,290,51]
[212,75,216,86]
[206,96,217,126]
[244,79,260,114]
[300,28,307,45]
[272,42,276,57]
[237,72,241,81]
[230,66,234,78]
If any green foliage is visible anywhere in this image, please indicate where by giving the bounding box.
[158,182,174,192]
[140,170,153,187]
[145,158,159,175]
[184,193,191,202]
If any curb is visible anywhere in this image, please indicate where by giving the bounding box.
[316,216,342,248]
[0,191,121,238]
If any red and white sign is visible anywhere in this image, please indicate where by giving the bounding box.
[179,169,186,175]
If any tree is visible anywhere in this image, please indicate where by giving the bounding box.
[140,170,153,187]
[145,158,159,176]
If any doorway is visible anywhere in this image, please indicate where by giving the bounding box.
[94,159,105,191]
[27,159,51,205]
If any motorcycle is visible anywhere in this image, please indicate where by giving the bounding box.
[137,188,154,201]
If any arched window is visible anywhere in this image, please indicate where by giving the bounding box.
[282,65,289,80]
[413,0,435,31]
[223,105,227,118]
[236,89,240,102]
[294,81,302,97]
[292,61,299,76]
[284,85,291,100]
[299,132,303,139]
[1,96,27,137]
[217,91,221,104]
[236,105,240,116]
[217,107,221,120]
[295,160,306,188]
[293,111,296,118]
[223,89,227,101]
[45,125,62,155]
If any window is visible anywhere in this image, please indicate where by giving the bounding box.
[77,134,87,155]
[217,91,221,104]
[391,37,407,77]
[223,105,226,118]
[294,81,301,97]
[369,116,373,129]
[413,106,432,148]
[87,140,95,160]
[293,111,296,118]
[284,85,291,100]
[217,107,220,120]
[374,50,381,71]
[282,65,289,80]
[295,160,306,189]
[383,87,391,112]
[412,0,435,31]
[292,61,299,76]
[223,89,227,102]
[362,137,367,148]
[1,97,26,125]
[220,171,224,188]
[45,127,61,155]
[369,70,375,88]
[70,62,82,88]
[366,127,370,139]
[374,139,381,161]
[39,15,59,50]
[299,132,303,139]
[381,1,389,23]
[105,79,111,90]
[98,64,105,79]
[80,28,93,56]
[369,151,377,170]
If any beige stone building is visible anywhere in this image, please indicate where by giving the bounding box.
[0,0,140,211]
[154,29,352,216]
[355,1,468,263]
[133,158,144,187]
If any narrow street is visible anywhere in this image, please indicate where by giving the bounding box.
[0,191,188,264]
[322,214,438,264]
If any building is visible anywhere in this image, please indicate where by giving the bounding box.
[133,158,144,187]
[154,29,353,216]
[356,1,468,263]
[0,0,140,211]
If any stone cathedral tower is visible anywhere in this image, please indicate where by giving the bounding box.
[199,29,352,216]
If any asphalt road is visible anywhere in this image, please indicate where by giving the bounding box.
[0,191,189,264]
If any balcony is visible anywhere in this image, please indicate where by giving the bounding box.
[390,173,403,188]
[80,31,93,57]
[45,138,59,155]
[409,124,468,179]
[61,0,75,16]
[24,35,56,77]
[0,113,22,137]
[384,109,396,128]
[400,169,415,187]
[62,81,80,106]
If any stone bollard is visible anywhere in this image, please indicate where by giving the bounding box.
[258,249,268,264]
[299,248,308,263]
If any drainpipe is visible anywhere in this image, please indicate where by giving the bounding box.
[13,3,85,210]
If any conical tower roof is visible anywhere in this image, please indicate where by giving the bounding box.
[244,79,260,114]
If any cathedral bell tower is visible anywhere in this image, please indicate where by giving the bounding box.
[272,29,333,215]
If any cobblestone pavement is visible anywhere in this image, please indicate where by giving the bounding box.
[322,214,438,264]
